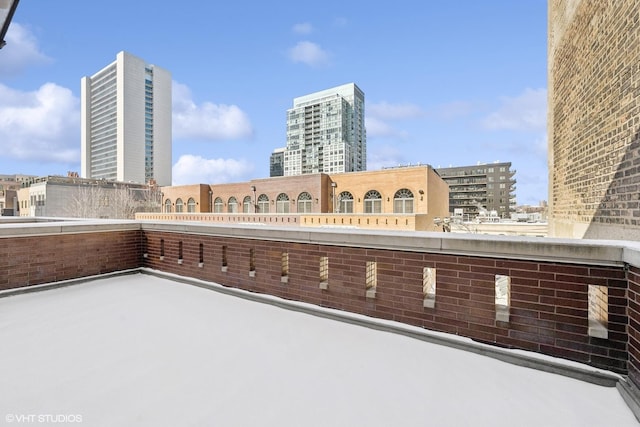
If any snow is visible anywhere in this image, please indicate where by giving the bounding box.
[0,274,637,427]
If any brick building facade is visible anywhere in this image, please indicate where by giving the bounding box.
[549,0,640,239]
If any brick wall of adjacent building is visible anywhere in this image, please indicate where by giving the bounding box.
[549,0,640,239]
[0,230,141,291]
[142,229,629,374]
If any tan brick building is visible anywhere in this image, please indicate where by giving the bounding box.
[549,0,640,239]
[156,165,449,231]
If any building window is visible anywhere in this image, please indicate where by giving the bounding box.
[393,188,414,214]
[363,190,382,213]
[164,199,172,213]
[214,197,224,213]
[228,197,238,213]
[187,198,196,213]
[276,193,290,213]
[257,194,269,213]
[338,191,353,213]
[297,192,313,213]
[243,196,252,213]
[175,198,184,213]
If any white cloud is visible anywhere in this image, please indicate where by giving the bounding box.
[365,116,409,139]
[0,83,79,163]
[431,100,474,120]
[288,41,330,67]
[172,81,253,141]
[0,23,51,76]
[172,154,254,185]
[292,22,313,35]
[368,102,424,120]
[366,102,424,138]
[481,88,547,131]
[366,145,406,171]
[333,17,348,27]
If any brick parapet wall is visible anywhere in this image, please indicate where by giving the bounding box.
[0,222,141,291]
[2,221,640,380]
[141,225,631,374]
[628,266,640,386]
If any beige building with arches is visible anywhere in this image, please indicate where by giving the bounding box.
[149,165,449,231]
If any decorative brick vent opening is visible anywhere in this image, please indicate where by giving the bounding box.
[495,274,511,322]
[178,241,183,264]
[365,261,377,299]
[160,239,165,261]
[198,243,204,268]
[588,284,608,339]
[221,245,228,272]
[423,267,436,308]
[281,252,289,283]
[319,256,329,290]
[143,236,148,259]
[249,248,256,277]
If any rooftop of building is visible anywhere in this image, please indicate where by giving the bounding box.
[1,269,637,426]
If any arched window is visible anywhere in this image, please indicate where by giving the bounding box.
[276,193,289,213]
[214,197,224,213]
[363,190,382,213]
[243,196,252,213]
[338,191,353,213]
[393,189,414,214]
[228,197,238,213]
[187,198,196,213]
[257,194,269,213]
[297,192,313,213]
[164,199,172,213]
[175,198,184,213]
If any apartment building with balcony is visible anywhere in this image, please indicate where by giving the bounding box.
[282,83,366,176]
[436,162,516,219]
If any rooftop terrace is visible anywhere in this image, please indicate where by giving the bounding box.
[2,218,640,424]
[1,271,637,426]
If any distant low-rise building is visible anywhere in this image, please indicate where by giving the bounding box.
[435,162,517,219]
[16,175,161,219]
[0,174,37,216]
[147,165,449,232]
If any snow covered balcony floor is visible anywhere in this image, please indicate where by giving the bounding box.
[0,271,637,427]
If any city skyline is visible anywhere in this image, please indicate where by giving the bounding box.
[0,1,547,204]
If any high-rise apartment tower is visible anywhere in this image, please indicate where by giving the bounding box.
[283,83,366,176]
[81,51,172,186]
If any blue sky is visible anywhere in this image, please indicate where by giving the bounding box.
[0,0,547,205]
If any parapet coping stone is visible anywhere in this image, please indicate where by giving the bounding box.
[1,218,639,266]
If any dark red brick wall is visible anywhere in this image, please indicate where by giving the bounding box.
[0,230,142,291]
[142,230,629,374]
[628,266,640,385]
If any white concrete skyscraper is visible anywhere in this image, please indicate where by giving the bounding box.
[81,51,172,186]
[284,83,366,176]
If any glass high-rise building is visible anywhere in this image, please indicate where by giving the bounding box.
[284,83,366,176]
[81,51,172,186]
